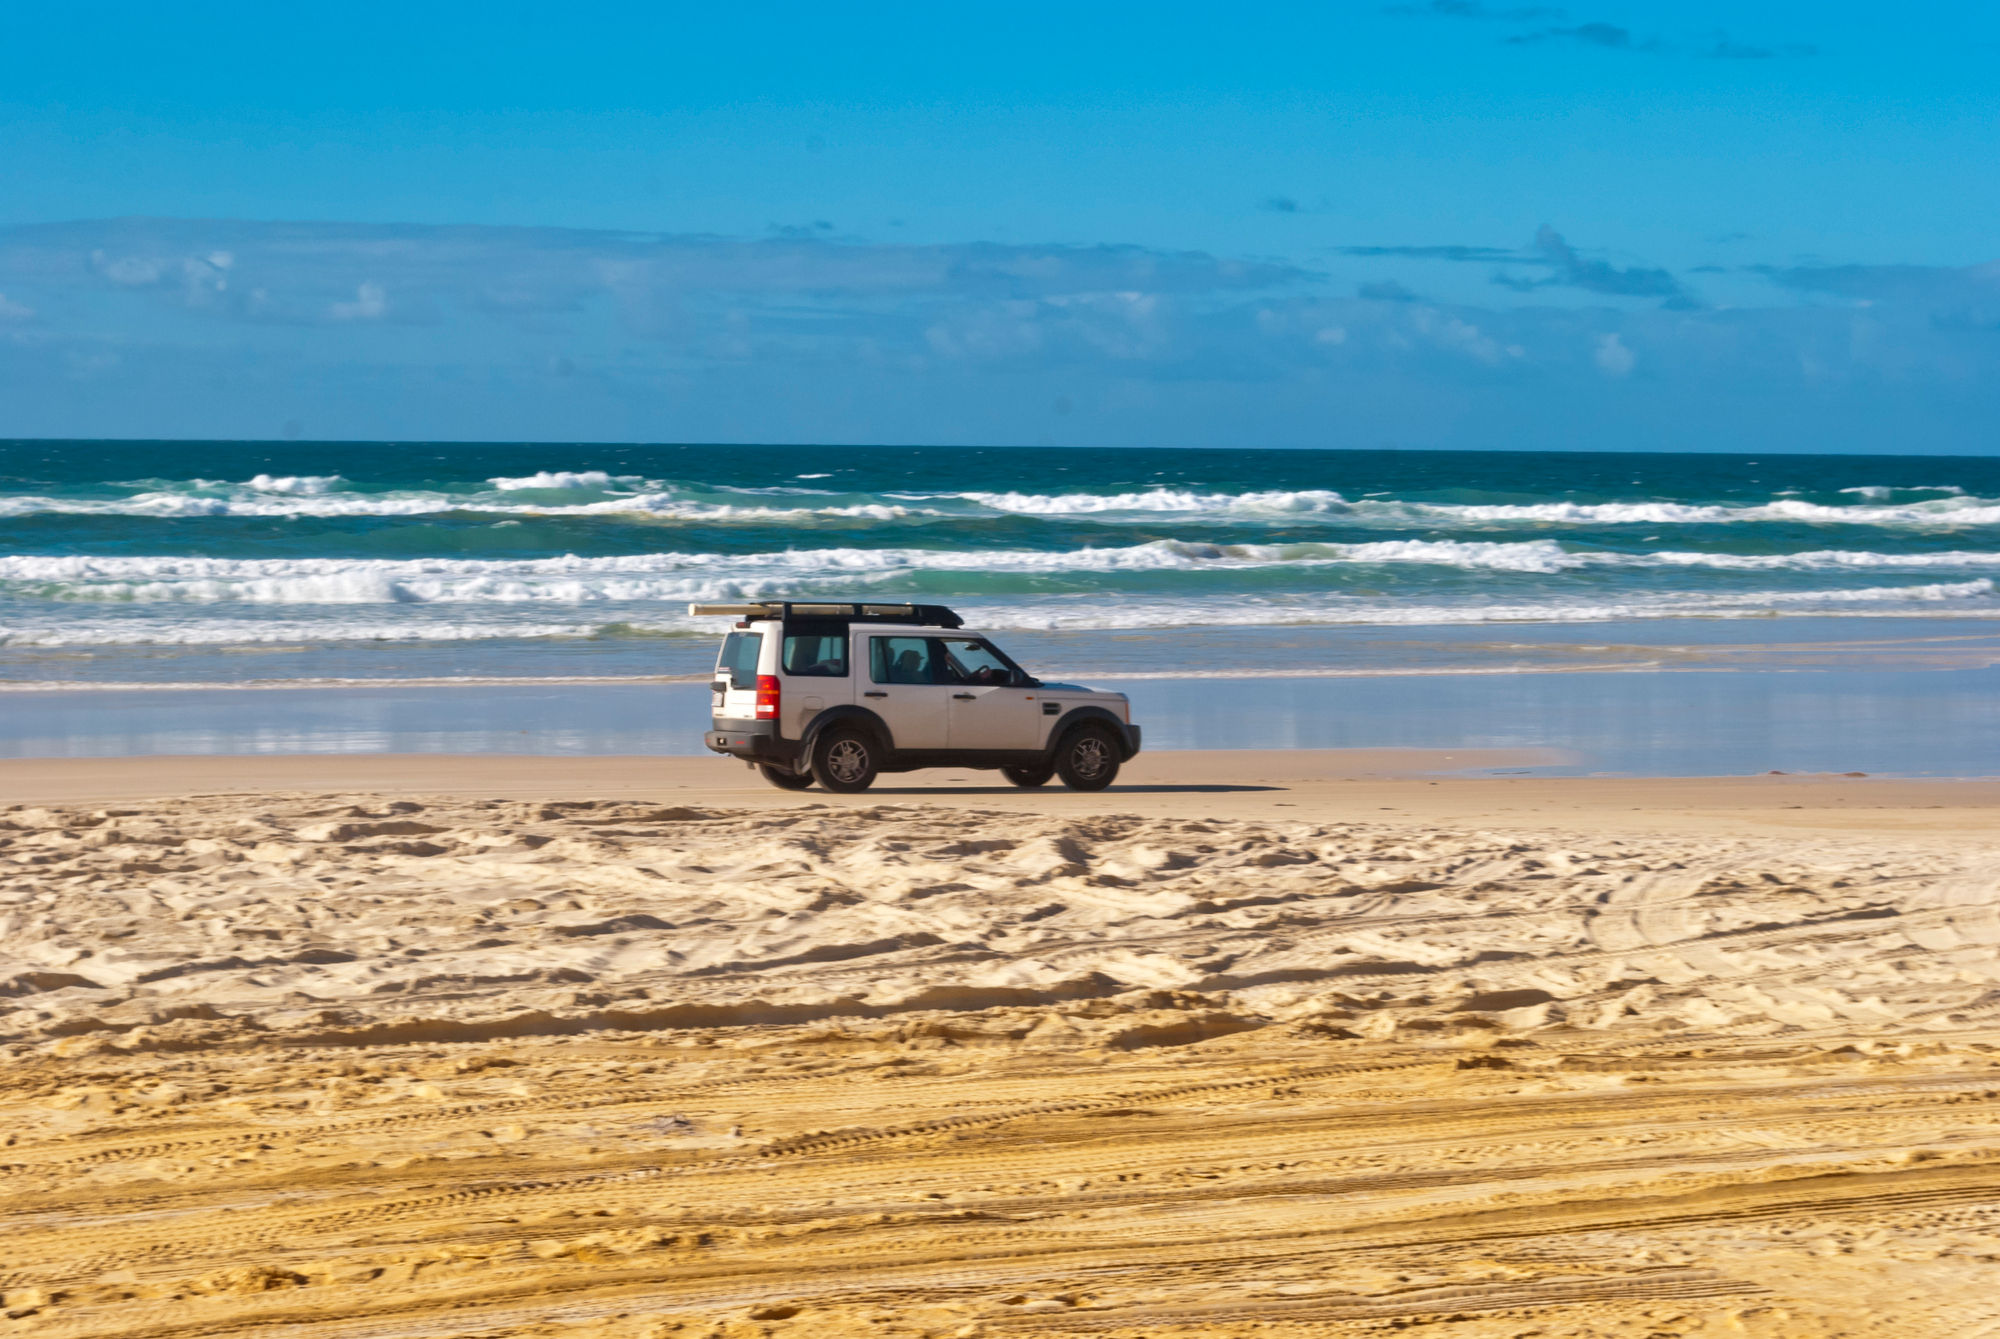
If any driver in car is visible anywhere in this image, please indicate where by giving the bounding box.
[945,642,1009,686]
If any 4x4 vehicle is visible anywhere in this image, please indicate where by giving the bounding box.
[693,601,1141,793]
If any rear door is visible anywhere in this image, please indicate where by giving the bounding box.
[714,628,765,722]
[862,634,950,750]
[941,637,1040,750]
[779,624,852,736]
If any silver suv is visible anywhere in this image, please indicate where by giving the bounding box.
[693,601,1141,793]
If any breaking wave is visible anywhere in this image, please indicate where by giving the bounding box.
[6,474,2000,529]
[8,542,2000,606]
[5,447,1999,664]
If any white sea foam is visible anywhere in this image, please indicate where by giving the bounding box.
[0,488,937,522]
[956,488,1351,515]
[1840,484,1967,499]
[8,542,2000,607]
[3,578,1992,647]
[487,470,634,491]
[6,478,2000,528]
[0,619,613,648]
[245,474,345,495]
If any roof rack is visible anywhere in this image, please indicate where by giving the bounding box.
[686,601,965,629]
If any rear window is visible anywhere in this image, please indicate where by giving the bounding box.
[782,632,848,677]
[717,631,763,684]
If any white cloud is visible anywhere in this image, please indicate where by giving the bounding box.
[330,281,388,321]
[0,293,32,321]
[91,251,163,287]
[1593,331,1636,377]
[1412,310,1510,364]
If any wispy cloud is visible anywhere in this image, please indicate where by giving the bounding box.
[0,218,1991,450]
[1337,243,1527,262]
[1504,22,1658,51]
[1391,0,1816,60]
[1358,280,1422,302]
[1697,33,1818,59]
[1342,227,1684,302]
[1525,226,1683,298]
[329,281,388,321]
[1756,260,2000,332]
[1383,1,1565,19]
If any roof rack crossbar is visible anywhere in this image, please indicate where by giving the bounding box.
[686,600,964,629]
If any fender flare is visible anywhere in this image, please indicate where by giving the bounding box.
[1042,706,1137,763]
[800,704,896,758]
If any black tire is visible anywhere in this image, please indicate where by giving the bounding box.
[1053,726,1120,791]
[809,728,879,793]
[1001,764,1055,788]
[758,763,815,791]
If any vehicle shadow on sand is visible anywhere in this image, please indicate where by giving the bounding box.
[861,784,1285,795]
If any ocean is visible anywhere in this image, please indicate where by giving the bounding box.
[4,441,1997,770]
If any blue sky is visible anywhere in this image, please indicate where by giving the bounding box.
[1,2,1996,451]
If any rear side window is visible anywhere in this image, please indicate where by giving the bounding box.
[782,633,848,677]
[869,636,942,685]
[717,631,763,684]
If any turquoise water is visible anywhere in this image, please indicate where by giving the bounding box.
[7,670,1995,777]
[3,441,1998,681]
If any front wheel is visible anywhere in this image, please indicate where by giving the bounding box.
[1053,726,1121,792]
[809,728,879,793]
[1001,764,1055,788]
[758,763,814,791]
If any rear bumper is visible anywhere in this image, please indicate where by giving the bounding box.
[704,720,796,762]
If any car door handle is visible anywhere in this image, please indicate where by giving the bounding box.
[952,693,975,700]
[864,690,888,698]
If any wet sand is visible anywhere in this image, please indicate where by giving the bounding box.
[3,752,1998,1336]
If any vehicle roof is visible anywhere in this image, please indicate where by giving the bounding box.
[743,618,994,638]
[696,600,963,629]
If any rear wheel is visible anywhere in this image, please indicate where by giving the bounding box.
[1001,764,1055,788]
[809,728,879,793]
[758,763,814,791]
[1053,726,1120,791]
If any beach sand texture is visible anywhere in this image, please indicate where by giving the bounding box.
[4,758,1999,1337]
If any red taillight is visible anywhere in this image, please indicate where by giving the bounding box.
[755,674,781,720]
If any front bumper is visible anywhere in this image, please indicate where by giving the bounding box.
[1124,723,1142,758]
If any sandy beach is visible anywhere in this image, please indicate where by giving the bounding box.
[4,751,1999,1337]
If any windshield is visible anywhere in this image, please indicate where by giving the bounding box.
[942,638,1025,686]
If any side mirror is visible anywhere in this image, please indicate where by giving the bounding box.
[710,679,729,693]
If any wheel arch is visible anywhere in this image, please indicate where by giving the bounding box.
[1042,706,1137,762]
[801,704,895,756]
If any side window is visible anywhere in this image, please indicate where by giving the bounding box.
[718,631,763,684]
[941,638,1015,686]
[869,636,941,685]
[782,633,847,677]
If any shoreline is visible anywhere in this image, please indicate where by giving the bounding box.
[6,750,1997,835]
[3,665,1995,777]
[0,660,1692,690]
